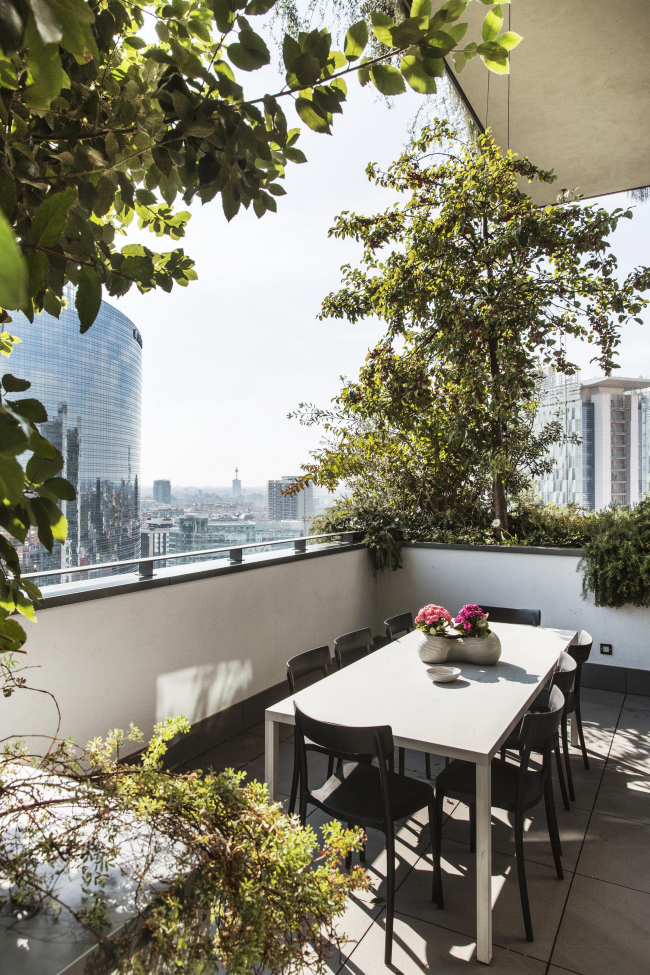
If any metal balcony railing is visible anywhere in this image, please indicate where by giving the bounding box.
[21,531,365,584]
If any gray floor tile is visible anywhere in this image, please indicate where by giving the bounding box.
[608,708,650,771]
[396,838,570,963]
[594,764,650,825]
[623,693,650,713]
[551,873,650,975]
[180,731,265,772]
[243,739,331,797]
[339,910,548,974]
[443,796,590,873]
[561,756,606,813]
[572,704,620,761]
[581,688,625,709]
[576,810,650,892]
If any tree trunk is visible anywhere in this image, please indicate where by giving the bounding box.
[493,473,508,534]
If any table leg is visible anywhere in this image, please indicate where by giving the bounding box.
[571,712,578,748]
[476,762,492,965]
[265,718,280,801]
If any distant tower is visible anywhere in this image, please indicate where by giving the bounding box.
[232,467,242,499]
[153,479,172,505]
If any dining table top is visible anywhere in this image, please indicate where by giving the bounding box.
[266,622,577,765]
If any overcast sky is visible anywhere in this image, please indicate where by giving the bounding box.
[113,65,650,489]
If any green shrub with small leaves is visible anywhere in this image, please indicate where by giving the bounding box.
[579,497,650,608]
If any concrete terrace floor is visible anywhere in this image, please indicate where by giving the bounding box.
[177,689,650,975]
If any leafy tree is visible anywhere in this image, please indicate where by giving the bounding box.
[319,121,650,531]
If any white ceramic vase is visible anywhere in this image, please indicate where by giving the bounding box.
[415,630,502,666]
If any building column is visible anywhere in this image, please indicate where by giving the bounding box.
[592,392,612,511]
[628,394,640,505]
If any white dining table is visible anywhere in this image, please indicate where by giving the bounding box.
[265,621,577,964]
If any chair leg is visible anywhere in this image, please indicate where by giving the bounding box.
[428,796,438,905]
[555,744,570,812]
[398,746,405,776]
[327,755,334,779]
[544,779,564,880]
[514,807,534,942]
[360,837,366,863]
[469,802,476,854]
[289,762,299,816]
[561,713,575,802]
[575,703,590,770]
[425,753,432,779]
[384,828,396,965]
[433,790,445,908]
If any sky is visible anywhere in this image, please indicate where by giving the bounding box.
[112,61,650,489]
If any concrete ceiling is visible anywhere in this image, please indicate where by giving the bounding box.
[447,0,650,204]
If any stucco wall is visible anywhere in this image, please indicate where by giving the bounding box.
[377,545,649,672]
[0,548,377,752]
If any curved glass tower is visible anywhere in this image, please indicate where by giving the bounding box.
[10,294,142,574]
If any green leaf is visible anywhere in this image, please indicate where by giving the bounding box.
[212,0,236,33]
[285,146,307,163]
[282,33,302,71]
[0,456,25,505]
[370,64,406,96]
[2,375,30,393]
[370,11,396,47]
[24,15,70,107]
[483,56,509,73]
[295,97,331,134]
[411,0,431,16]
[8,398,47,423]
[14,591,36,622]
[26,448,64,483]
[0,617,27,653]
[25,248,48,297]
[75,266,102,332]
[29,497,54,551]
[495,31,522,51]
[286,52,321,90]
[30,0,63,44]
[245,0,277,12]
[482,3,503,42]
[42,476,76,501]
[400,55,438,94]
[344,21,368,61]
[0,210,27,310]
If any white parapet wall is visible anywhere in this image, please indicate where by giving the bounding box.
[377,544,650,674]
[0,547,376,754]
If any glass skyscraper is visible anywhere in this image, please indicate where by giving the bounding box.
[10,292,142,574]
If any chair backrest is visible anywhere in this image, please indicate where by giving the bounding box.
[294,703,394,821]
[519,685,565,771]
[384,612,414,642]
[567,630,592,698]
[334,627,373,669]
[480,605,541,627]
[287,646,331,695]
[551,650,577,698]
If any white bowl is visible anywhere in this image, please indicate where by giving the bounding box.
[427,666,461,683]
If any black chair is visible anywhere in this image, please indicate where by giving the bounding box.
[565,631,593,788]
[286,646,336,814]
[385,612,414,642]
[334,627,373,669]
[480,605,541,627]
[384,613,432,781]
[502,651,576,811]
[433,686,565,943]
[294,703,436,965]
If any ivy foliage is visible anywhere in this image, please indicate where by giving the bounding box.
[0,714,369,973]
[318,122,650,532]
[0,0,519,327]
[579,497,650,608]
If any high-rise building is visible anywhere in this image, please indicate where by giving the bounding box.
[534,372,650,509]
[153,480,172,504]
[10,293,142,572]
[232,467,242,499]
[267,476,314,523]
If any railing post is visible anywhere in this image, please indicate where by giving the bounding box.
[294,538,307,554]
[139,559,154,579]
[229,547,243,564]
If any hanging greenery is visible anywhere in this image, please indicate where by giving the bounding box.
[579,497,650,608]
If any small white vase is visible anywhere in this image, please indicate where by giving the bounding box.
[415,630,502,666]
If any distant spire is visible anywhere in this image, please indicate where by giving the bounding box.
[235,467,239,478]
